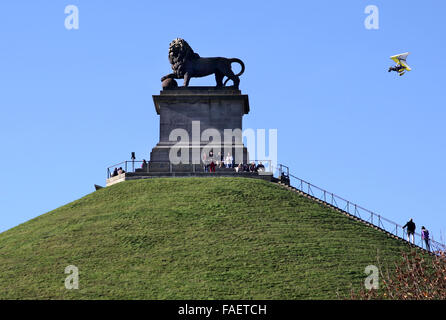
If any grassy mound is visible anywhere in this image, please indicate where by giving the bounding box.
[0,177,414,299]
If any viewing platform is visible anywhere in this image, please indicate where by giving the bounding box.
[106,160,274,187]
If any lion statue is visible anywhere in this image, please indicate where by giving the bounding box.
[161,38,245,89]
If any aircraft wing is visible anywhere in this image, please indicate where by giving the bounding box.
[400,59,412,71]
[390,52,411,71]
[390,52,410,63]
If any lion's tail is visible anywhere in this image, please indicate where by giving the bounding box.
[223,58,245,86]
[230,58,245,77]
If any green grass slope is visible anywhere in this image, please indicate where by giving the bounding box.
[0,178,415,299]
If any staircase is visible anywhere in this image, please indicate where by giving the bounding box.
[273,170,443,256]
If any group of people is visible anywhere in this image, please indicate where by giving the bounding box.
[201,150,265,173]
[402,218,431,251]
[124,155,265,174]
[202,151,233,172]
[234,162,265,173]
[110,167,126,177]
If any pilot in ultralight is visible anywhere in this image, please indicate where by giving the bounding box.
[388,52,411,76]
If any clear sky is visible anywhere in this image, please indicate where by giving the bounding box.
[1,1,446,243]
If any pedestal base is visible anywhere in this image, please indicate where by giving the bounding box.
[150,87,250,167]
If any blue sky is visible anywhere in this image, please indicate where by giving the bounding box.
[1,1,446,243]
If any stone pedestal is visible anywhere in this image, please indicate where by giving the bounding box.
[149,87,250,170]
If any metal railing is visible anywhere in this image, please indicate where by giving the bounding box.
[275,164,445,254]
[107,160,273,178]
[107,160,143,178]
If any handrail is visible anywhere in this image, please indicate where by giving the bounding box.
[275,164,446,255]
[107,160,273,178]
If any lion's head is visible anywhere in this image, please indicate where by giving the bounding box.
[168,38,200,78]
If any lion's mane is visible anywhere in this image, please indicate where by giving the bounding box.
[168,38,200,78]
